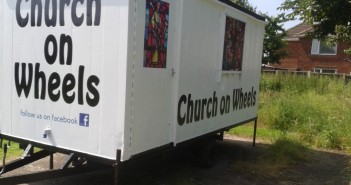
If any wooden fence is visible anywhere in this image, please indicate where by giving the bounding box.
[261,70,351,84]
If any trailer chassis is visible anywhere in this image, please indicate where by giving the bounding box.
[0,117,258,185]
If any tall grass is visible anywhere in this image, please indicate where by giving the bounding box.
[259,73,351,152]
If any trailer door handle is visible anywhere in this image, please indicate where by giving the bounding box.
[172,68,176,77]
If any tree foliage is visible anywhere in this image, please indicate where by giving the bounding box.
[279,0,351,53]
[230,0,257,13]
[231,0,288,64]
[263,14,288,64]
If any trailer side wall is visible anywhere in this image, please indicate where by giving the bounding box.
[175,0,265,143]
[124,0,178,160]
[0,0,129,160]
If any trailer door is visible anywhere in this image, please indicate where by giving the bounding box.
[130,0,176,155]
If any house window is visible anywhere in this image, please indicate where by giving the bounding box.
[311,39,337,55]
[313,68,337,74]
[222,16,246,71]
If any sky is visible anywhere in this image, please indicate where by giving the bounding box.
[247,0,301,29]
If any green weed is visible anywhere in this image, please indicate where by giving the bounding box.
[0,141,24,161]
[257,73,351,152]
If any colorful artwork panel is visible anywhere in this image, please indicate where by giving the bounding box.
[222,17,246,71]
[144,0,170,68]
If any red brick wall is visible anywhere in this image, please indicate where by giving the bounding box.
[273,38,351,73]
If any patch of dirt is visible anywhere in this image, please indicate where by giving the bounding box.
[279,150,351,185]
[1,136,350,185]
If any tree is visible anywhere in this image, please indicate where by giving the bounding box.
[231,0,288,64]
[262,14,288,64]
[230,0,257,12]
[279,0,351,54]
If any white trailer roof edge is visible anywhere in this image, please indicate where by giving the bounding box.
[215,0,266,24]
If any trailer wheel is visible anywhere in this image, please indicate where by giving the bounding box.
[197,138,216,168]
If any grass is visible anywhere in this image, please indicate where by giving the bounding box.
[261,73,351,152]
[227,73,351,174]
[231,73,351,152]
[226,124,282,142]
[0,141,24,161]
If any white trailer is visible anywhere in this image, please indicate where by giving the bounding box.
[0,0,265,174]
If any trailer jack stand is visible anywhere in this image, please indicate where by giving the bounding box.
[114,149,122,185]
[0,144,8,176]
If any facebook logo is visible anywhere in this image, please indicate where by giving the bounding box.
[79,113,90,127]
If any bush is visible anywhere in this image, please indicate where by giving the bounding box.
[259,73,351,152]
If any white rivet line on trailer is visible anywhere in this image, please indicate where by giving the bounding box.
[129,0,138,150]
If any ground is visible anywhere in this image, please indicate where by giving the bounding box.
[0,136,350,185]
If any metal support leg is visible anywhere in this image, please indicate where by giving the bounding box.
[61,153,76,169]
[253,118,258,147]
[49,154,54,170]
[0,144,8,175]
[21,144,33,159]
[114,149,122,185]
[216,131,224,141]
[61,153,85,169]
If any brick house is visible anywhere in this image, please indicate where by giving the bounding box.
[272,23,351,74]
